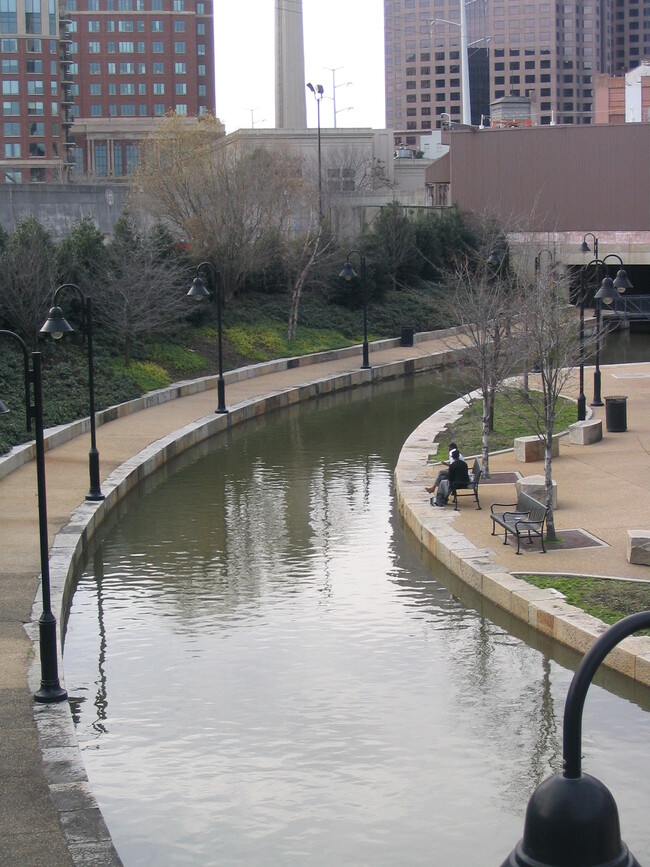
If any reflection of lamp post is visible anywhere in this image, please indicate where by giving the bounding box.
[40,283,104,501]
[339,251,370,369]
[188,262,227,414]
[501,611,648,867]
[0,330,67,703]
[307,82,324,221]
[581,255,632,408]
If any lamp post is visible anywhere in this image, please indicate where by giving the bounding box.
[501,611,648,867]
[306,82,324,221]
[339,251,370,369]
[581,255,632,408]
[40,283,104,501]
[534,248,554,276]
[580,231,599,262]
[187,262,227,414]
[0,330,67,703]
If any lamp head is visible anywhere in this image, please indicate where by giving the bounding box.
[595,276,618,306]
[187,275,210,299]
[613,268,632,293]
[307,82,315,93]
[40,305,73,340]
[580,240,591,254]
[339,261,357,281]
[0,399,9,416]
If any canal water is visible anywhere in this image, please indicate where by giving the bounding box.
[63,340,650,866]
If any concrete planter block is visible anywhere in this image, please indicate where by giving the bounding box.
[514,434,559,462]
[627,529,650,565]
[569,419,602,445]
[516,474,557,509]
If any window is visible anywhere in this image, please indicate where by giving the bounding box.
[152,40,163,52]
[153,61,164,73]
[26,59,42,72]
[151,0,162,8]
[153,82,164,94]
[138,102,146,115]
[117,0,132,8]
[4,142,21,157]
[138,62,145,72]
[173,0,184,8]
[119,61,134,73]
[88,41,100,52]
[30,167,46,182]
[2,80,18,94]
[0,0,18,34]
[3,121,19,135]
[120,103,135,115]
[88,18,99,30]
[175,82,186,94]
[29,142,46,156]
[25,0,41,33]
[90,103,102,115]
[197,22,204,34]
[89,83,101,95]
[137,40,144,52]
[174,103,187,114]
[107,62,116,73]
[1,37,17,50]
[138,82,145,94]
[5,169,22,183]
[108,82,116,94]
[120,82,135,94]
[1,58,17,72]
[174,41,185,52]
[151,18,162,30]
[108,102,116,115]
[197,43,205,54]
[27,80,43,94]
[173,19,184,31]
[118,19,133,30]
[3,100,19,114]
[118,41,134,52]
[174,61,186,73]
[94,143,107,175]
[153,102,165,114]
[198,84,206,96]
[26,37,40,50]
[198,64,205,76]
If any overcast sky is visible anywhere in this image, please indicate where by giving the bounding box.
[214,0,386,134]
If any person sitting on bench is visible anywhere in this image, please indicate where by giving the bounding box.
[430,449,470,506]
[425,442,464,498]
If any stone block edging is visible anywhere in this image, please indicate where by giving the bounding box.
[394,400,650,688]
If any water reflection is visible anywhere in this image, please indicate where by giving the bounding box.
[64,365,650,866]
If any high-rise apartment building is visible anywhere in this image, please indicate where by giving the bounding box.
[384,0,650,148]
[0,0,214,183]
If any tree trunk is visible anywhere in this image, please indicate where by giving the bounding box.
[544,429,557,541]
[481,395,491,479]
[124,335,131,368]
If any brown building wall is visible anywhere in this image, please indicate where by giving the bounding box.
[429,124,650,232]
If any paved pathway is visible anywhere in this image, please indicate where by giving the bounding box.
[1,331,648,865]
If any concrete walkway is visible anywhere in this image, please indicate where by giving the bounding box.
[1,331,649,865]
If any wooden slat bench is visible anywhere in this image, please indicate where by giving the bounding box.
[490,492,549,554]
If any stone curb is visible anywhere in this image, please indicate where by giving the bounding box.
[394,399,650,689]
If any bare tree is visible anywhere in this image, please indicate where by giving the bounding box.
[134,113,305,302]
[92,215,188,366]
[438,219,522,478]
[514,265,598,540]
[0,217,56,347]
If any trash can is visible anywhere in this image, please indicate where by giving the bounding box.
[400,326,415,347]
[605,395,627,432]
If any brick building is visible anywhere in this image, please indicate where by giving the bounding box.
[0,0,215,183]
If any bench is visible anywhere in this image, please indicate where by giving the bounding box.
[514,435,560,463]
[569,418,602,446]
[451,458,482,511]
[490,492,549,555]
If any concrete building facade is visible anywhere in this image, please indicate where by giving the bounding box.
[385,0,650,149]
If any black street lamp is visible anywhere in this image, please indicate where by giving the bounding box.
[501,611,648,867]
[339,251,370,370]
[580,255,632,408]
[187,262,227,414]
[40,283,104,501]
[307,82,324,221]
[0,330,67,703]
[534,248,554,275]
[580,231,599,261]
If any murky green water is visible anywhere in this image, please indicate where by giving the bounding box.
[64,353,650,866]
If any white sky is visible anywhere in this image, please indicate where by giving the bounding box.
[214,0,386,134]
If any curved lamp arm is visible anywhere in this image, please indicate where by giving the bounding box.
[0,329,32,432]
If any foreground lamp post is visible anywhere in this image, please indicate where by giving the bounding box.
[306,82,324,221]
[40,283,104,501]
[0,330,67,703]
[501,611,648,867]
[187,262,227,413]
[339,251,370,369]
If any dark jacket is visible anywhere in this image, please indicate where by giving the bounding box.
[448,457,470,490]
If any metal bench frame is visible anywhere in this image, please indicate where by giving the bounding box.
[490,491,548,554]
[451,458,482,511]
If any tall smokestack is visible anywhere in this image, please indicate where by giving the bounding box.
[275,0,307,128]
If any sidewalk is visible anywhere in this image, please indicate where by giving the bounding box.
[1,332,648,865]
